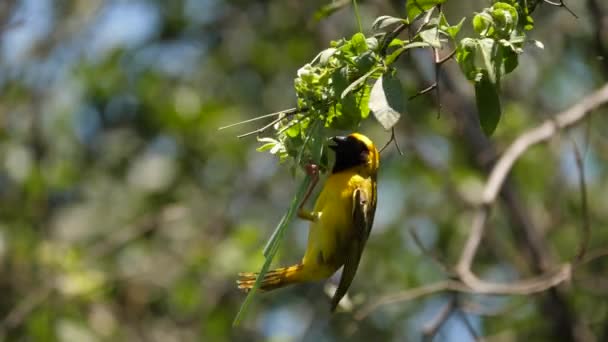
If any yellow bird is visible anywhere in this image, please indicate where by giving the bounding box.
[237,133,379,311]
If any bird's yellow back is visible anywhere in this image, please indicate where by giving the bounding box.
[301,171,371,276]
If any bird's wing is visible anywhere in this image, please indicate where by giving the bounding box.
[330,183,376,311]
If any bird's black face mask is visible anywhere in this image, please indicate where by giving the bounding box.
[329,136,369,173]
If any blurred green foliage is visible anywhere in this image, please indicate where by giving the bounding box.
[0,0,607,341]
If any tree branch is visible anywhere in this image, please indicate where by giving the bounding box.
[456,83,608,278]
[358,83,608,331]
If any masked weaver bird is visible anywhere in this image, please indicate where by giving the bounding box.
[237,133,379,311]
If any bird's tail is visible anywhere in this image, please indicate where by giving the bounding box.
[237,264,305,292]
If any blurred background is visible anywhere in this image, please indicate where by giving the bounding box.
[0,0,607,341]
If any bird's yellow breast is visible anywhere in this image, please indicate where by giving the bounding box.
[300,169,372,277]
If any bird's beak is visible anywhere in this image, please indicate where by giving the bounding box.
[329,136,347,150]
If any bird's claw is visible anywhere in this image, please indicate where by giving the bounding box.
[304,163,320,177]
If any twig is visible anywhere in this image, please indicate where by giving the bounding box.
[355,281,450,320]
[236,108,304,139]
[414,7,436,36]
[379,127,404,155]
[360,83,608,320]
[276,111,314,136]
[571,141,590,263]
[486,84,608,204]
[456,309,482,342]
[379,23,409,57]
[0,287,54,338]
[409,83,437,100]
[357,264,573,319]
[433,48,442,118]
[218,108,297,130]
[408,49,455,101]
[460,264,573,295]
[237,116,284,139]
[422,296,456,342]
[408,226,450,274]
[578,248,608,266]
[459,298,521,317]
[543,0,578,18]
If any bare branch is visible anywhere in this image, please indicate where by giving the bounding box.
[218,108,297,130]
[578,248,608,266]
[409,83,437,100]
[355,281,450,320]
[543,0,578,17]
[458,264,572,295]
[379,127,404,155]
[483,83,608,205]
[357,263,571,320]
[422,297,456,342]
[455,83,608,289]
[379,23,409,57]
[235,108,303,139]
[359,84,608,320]
[456,309,483,342]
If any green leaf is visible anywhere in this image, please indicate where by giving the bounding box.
[492,2,518,27]
[474,72,501,136]
[314,1,348,21]
[358,85,371,119]
[385,41,431,65]
[372,15,406,31]
[369,73,405,130]
[354,51,377,74]
[456,38,478,81]
[524,15,534,30]
[388,38,406,48]
[315,48,337,65]
[419,27,441,48]
[331,66,349,96]
[473,12,494,36]
[503,45,519,74]
[445,17,466,39]
[406,0,446,22]
[256,143,275,152]
[351,32,369,54]
[341,66,382,99]
[477,38,496,84]
[332,84,371,129]
[365,37,379,50]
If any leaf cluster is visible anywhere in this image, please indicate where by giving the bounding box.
[250,0,469,171]
[456,0,538,135]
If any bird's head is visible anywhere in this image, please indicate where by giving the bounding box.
[329,133,379,175]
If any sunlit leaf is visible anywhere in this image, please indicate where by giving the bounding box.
[406,0,446,22]
[316,48,337,65]
[341,66,382,99]
[369,73,404,130]
[419,27,441,48]
[477,38,496,84]
[445,17,466,39]
[385,41,431,65]
[372,15,406,31]
[351,32,369,54]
